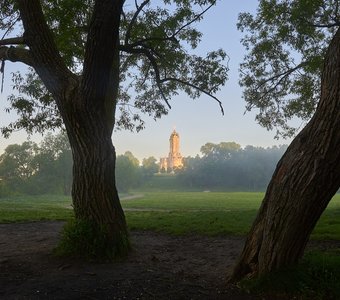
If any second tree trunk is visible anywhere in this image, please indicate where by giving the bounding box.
[230,28,340,282]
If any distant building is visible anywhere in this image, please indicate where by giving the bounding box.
[159,130,183,172]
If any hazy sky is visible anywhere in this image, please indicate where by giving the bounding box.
[0,1,294,161]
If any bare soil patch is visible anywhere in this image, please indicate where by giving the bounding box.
[1,221,339,299]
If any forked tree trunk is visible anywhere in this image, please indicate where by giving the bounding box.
[62,0,128,256]
[230,28,340,282]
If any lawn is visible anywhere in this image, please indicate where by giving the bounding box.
[122,192,262,235]
[0,192,339,239]
[0,194,73,222]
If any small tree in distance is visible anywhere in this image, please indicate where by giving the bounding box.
[0,141,39,193]
[141,156,159,179]
[116,151,140,193]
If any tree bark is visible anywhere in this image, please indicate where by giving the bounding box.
[66,106,129,255]
[230,28,340,282]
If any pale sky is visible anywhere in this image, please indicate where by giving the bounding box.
[0,1,295,162]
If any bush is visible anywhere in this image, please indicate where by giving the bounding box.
[55,219,130,260]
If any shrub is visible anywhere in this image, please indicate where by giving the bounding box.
[55,219,130,260]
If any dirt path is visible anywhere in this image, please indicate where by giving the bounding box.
[0,221,259,300]
[1,222,338,299]
[121,194,144,201]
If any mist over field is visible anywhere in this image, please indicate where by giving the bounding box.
[0,132,288,197]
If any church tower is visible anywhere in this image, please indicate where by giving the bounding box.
[168,130,183,170]
[159,130,183,172]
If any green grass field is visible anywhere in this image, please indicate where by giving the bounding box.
[0,192,339,239]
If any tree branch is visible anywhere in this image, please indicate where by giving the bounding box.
[124,0,150,45]
[0,37,25,46]
[243,62,309,112]
[1,16,21,40]
[81,0,124,108]
[140,62,151,86]
[161,77,224,115]
[127,36,178,49]
[17,0,75,97]
[255,62,308,93]
[124,1,213,50]
[0,46,33,66]
[120,45,171,109]
[308,21,340,28]
[120,43,225,114]
[172,1,216,37]
[334,2,340,23]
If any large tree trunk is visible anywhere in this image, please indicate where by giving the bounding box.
[17,0,129,258]
[230,28,340,282]
[66,108,129,257]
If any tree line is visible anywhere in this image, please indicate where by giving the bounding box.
[0,134,286,196]
[178,142,287,191]
[117,142,287,192]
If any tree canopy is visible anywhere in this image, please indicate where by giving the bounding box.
[0,0,228,136]
[238,0,339,137]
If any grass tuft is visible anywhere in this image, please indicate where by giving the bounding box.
[55,219,130,261]
[240,250,340,299]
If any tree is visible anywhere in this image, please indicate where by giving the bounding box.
[0,134,72,195]
[34,132,72,195]
[0,0,228,258]
[230,1,340,281]
[116,151,140,192]
[0,141,39,193]
[0,142,38,180]
[200,141,241,160]
[141,156,158,179]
